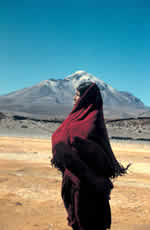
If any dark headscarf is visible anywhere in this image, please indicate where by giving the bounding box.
[77,81,95,96]
[51,81,130,178]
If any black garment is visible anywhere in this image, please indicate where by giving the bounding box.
[62,176,111,230]
[78,183,111,230]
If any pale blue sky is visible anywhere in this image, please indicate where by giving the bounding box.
[0,0,150,106]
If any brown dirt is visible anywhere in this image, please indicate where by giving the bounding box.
[0,137,150,230]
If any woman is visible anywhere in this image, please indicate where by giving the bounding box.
[51,82,130,230]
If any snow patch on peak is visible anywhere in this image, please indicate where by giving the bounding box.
[64,71,96,89]
[64,70,109,90]
[74,70,87,75]
[65,70,96,81]
[65,70,88,80]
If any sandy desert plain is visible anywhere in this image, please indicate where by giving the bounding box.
[0,132,150,230]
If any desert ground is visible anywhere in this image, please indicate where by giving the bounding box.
[0,136,150,230]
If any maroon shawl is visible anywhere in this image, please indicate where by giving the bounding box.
[51,83,128,229]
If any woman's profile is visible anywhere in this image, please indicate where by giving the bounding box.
[51,81,130,230]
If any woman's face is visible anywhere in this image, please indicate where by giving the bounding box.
[73,90,80,105]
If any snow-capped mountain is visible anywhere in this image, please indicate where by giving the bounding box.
[0,71,147,118]
[65,71,144,107]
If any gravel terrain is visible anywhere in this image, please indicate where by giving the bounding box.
[0,112,150,142]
